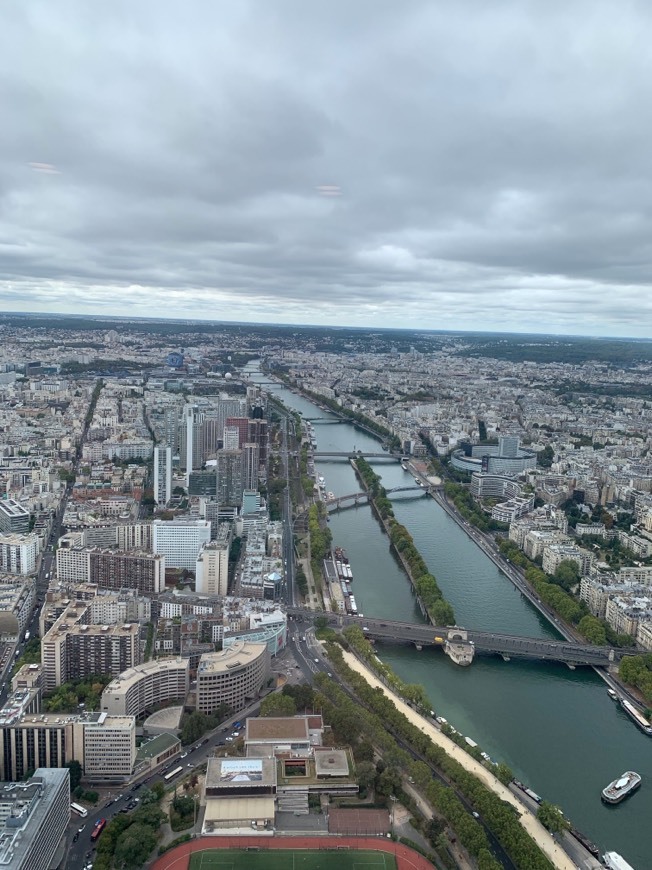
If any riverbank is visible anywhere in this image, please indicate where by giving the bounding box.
[432,491,652,717]
[248,361,652,866]
[351,457,455,626]
[340,650,577,870]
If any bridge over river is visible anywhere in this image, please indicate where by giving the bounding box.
[287,609,637,668]
[312,450,404,459]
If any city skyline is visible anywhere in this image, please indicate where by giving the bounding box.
[3,1,652,337]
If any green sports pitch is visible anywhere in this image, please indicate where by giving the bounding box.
[189,849,397,870]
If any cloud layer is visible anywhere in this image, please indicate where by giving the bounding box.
[2,0,652,336]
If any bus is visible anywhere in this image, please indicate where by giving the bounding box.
[70,802,88,818]
[90,818,106,842]
[164,765,183,782]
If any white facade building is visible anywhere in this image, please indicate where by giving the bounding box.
[55,547,91,583]
[152,519,211,569]
[153,445,173,507]
[83,714,136,779]
[196,543,229,597]
[0,534,39,575]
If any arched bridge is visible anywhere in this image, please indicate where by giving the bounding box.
[324,485,430,510]
[287,610,636,668]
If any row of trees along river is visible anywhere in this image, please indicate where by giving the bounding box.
[245,362,652,868]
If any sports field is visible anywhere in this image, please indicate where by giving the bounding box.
[189,849,398,870]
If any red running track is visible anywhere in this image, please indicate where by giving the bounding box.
[150,836,434,870]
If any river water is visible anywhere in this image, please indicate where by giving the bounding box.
[249,365,651,866]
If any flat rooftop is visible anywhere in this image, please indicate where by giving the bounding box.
[328,807,390,836]
[246,717,309,742]
[314,748,350,778]
[197,641,267,676]
[104,657,189,692]
[137,732,180,760]
[205,756,277,791]
[0,500,29,517]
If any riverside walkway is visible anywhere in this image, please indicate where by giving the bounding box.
[341,650,577,870]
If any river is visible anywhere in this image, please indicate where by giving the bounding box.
[248,364,651,867]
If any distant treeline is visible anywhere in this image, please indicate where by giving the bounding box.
[459,335,652,365]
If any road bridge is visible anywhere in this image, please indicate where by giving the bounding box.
[287,610,637,667]
[303,417,344,424]
[313,451,403,460]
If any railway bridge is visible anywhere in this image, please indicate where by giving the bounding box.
[312,451,404,460]
[287,610,637,668]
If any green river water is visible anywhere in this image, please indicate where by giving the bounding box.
[249,365,651,867]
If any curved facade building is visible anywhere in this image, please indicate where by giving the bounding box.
[101,658,190,718]
[470,473,522,499]
[451,436,537,475]
[196,641,270,715]
[222,610,287,657]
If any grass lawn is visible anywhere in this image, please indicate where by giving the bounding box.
[189,848,397,870]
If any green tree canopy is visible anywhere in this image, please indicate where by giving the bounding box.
[553,559,581,591]
[113,823,158,869]
[260,693,297,717]
[537,801,569,834]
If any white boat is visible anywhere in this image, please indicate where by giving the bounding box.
[607,688,618,700]
[603,851,636,870]
[620,697,652,735]
[601,771,641,804]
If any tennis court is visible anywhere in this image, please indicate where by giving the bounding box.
[189,848,397,870]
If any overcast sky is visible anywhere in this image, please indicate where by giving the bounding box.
[2,1,652,337]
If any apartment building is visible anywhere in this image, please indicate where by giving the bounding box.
[55,547,91,584]
[196,641,269,715]
[82,713,136,780]
[195,528,231,597]
[101,658,190,718]
[89,549,165,594]
[0,534,39,575]
[152,519,211,569]
[0,700,136,782]
[0,581,35,639]
[0,500,30,535]
[153,445,173,506]
[0,769,70,870]
[41,602,140,691]
[116,523,153,551]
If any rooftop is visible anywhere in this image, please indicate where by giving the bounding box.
[314,748,350,777]
[205,756,277,790]
[197,641,267,676]
[0,768,68,868]
[246,717,309,742]
[103,657,189,693]
[136,732,180,760]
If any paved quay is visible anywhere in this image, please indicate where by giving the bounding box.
[341,650,576,870]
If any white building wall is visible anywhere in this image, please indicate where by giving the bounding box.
[153,520,211,569]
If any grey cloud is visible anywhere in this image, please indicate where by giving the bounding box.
[1,0,652,335]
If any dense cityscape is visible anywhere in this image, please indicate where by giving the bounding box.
[5,2,652,869]
[0,316,648,869]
